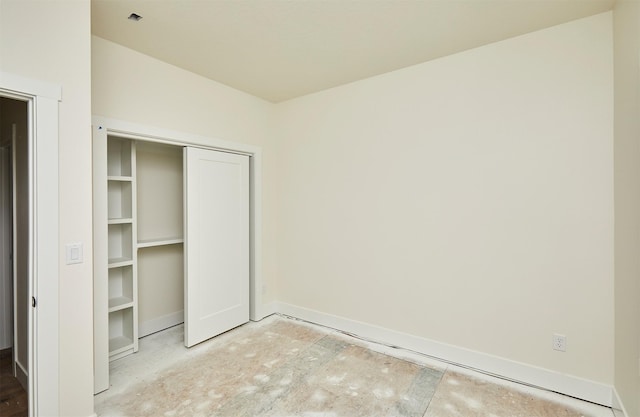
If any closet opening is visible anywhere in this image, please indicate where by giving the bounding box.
[92,119,264,398]
[0,96,29,417]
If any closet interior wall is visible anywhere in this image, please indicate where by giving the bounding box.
[135,141,184,337]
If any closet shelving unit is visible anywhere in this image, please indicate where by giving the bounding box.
[105,137,139,360]
[137,237,184,248]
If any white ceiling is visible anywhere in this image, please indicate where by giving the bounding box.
[91,0,614,103]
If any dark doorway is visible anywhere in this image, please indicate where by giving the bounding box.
[0,96,28,417]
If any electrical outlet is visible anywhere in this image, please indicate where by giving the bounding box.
[552,334,567,352]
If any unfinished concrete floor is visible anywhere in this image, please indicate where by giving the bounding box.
[94,315,613,417]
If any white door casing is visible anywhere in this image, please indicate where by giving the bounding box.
[184,147,250,347]
[0,71,61,417]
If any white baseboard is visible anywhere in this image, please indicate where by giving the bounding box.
[15,358,27,391]
[612,387,629,417]
[251,301,277,322]
[275,302,614,407]
[139,311,184,338]
[256,301,278,320]
[140,303,278,337]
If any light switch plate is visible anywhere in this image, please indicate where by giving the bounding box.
[65,242,83,265]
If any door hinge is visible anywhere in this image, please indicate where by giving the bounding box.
[32,297,36,308]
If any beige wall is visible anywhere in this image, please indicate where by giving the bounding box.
[0,0,93,416]
[275,12,614,386]
[0,2,622,415]
[613,1,640,416]
[91,35,279,306]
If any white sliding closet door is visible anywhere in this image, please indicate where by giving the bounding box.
[184,147,249,347]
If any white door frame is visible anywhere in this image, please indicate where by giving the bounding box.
[0,71,60,417]
[92,116,266,390]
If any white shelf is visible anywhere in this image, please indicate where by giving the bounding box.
[109,347,136,362]
[108,218,133,224]
[108,175,133,182]
[137,237,184,248]
[108,297,134,312]
[108,257,133,268]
